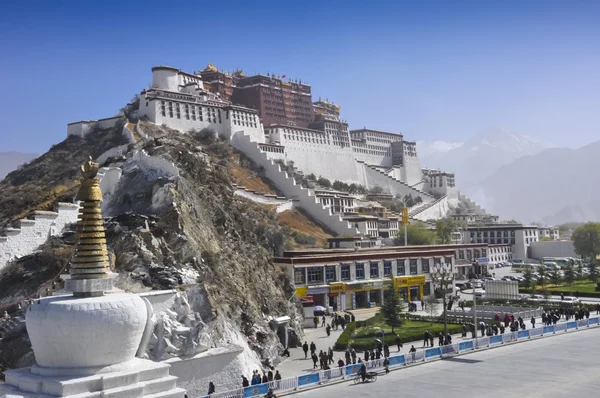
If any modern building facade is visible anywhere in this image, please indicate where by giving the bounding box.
[462,223,538,261]
[277,246,456,310]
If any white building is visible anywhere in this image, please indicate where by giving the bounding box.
[538,227,560,241]
[341,215,400,239]
[462,223,538,261]
[136,66,265,143]
[314,188,356,214]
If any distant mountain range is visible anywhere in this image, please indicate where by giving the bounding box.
[418,128,600,224]
[0,152,39,180]
[417,127,552,186]
[480,140,600,224]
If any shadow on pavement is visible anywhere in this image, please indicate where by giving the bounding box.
[441,357,483,364]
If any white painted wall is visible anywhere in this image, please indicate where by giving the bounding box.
[0,203,79,271]
[360,162,433,203]
[231,133,358,236]
[411,195,450,221]
[98,117,121,130]
[96,144,129,165]
[67,121,94,138]
[529,240,578,260]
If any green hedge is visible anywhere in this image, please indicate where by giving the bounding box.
[520,288,600,298]
[333,322,356,350]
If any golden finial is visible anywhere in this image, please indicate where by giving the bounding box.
[80,156,99,179]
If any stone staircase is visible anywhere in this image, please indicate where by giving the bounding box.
[409,195,448,219]
[358,161,434,202]
[231,133,359,236]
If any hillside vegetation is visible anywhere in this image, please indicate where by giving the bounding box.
[0,121,130,227]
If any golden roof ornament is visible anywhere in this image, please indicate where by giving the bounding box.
[69,156,111,295]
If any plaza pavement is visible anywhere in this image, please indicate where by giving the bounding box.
[276,298,588,380]
[293,326,600,397]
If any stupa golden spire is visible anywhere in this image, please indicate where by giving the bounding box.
[70,156,110,284]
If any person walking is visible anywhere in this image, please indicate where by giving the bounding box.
[530,316,536,329]
[423,330,430,347]
[302,342,309,359]
[274,370,282,389]
[409,345,417,362]
[242,376,249,387]
[351,348,357,364]
[310,342,316,357]
[383,356,390,374]
[322,315,326,327]
[311,352,318,369]
[328,347,334,365]
[313,317,318,328]
[208,381,215,395]
[395,335,403,352]
[267,370,273,382]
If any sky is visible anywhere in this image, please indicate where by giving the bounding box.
[1,0,599,153]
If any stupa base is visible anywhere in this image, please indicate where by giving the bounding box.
[0,358,185,398]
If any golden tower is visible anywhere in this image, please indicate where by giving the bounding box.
[69,156,110,294]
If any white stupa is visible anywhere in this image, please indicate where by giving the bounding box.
[0,157,185,398]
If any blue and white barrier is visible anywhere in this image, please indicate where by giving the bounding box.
[209,316,600,398]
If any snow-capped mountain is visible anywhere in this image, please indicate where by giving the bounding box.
[418,127,552,186]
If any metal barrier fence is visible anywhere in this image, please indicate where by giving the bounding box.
[199,316,600,398]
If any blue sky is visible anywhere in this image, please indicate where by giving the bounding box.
[1,0,599,153]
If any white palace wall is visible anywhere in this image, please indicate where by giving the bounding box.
[231,132,358,236]
[0,203,80,271]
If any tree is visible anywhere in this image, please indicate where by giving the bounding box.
[523,267,534,288]
[431,264,455,338]
[537,265,547,289]
[550,268,562,285]
[589,261,598,283]
[370,185,384,194]
[571,222,600,260]
[564,264,575,285]
[435,218,456,244]
[317,177,331,188]
[381,284,403,332]
[393,224,436,246]
[576,262,585,281]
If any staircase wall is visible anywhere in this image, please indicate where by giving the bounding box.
[0,203,80,271]
[410,195,450,221]
[231,133,358,236]
[359,161,434,203]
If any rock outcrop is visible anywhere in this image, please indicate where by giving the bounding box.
[0,122,304,388]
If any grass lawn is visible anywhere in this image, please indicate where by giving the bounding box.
[346,313,462,350]
[528,280,598,294]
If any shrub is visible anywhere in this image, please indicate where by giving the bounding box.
[333,322,356,350]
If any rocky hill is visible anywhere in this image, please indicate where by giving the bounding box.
[0,122,304,387]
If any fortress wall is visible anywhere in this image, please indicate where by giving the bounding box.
[231,133,357,236]
[98,167,123,198]
[360,163,433,202]
[401,154,423,187]
[97,145,129,166]
[0,203,79,271]
[278,137,362,183]
[411,195,450,221]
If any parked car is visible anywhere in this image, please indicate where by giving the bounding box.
[528,294,545,301]
[562,296,580,304]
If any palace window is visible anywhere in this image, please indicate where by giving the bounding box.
[161,101,166,117]
[383,261,391,277]
[445,257,453,265]
[307,268,324,284]
[458,250,465,260]
[434,257,442,266]
[397,260,405,275]
[341,264,351,281]
[325,266,337,283]
[370,262,379,278]
[176,104,181,119]
[356,263,365,280]
[481,249,487,258]
[294,268,305,285]
[422,259,430,273]
[467,250,473,260]
[410,259,418,275]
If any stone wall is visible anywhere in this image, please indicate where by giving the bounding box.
[130,150,180,178]
[410,195,450,221]
[0,203,80,271]
[359,162,433,203]
[231,133,358,236]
